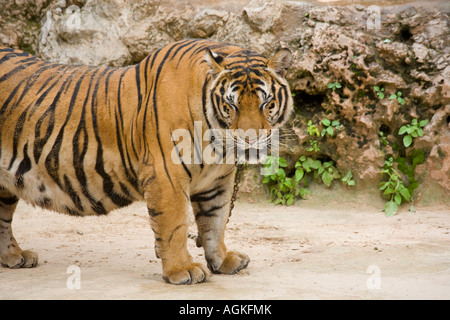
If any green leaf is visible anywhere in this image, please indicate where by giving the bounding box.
[262,176,270,183]
[286,195,294,206]
[400,188,410,201]
[347,180,355,186]
[311,160,321,170]
[398,126,408,135]
[295,168,304,182]
[285,177,293,186]
[389,94,397,99]
[384,187,395,195]
[321,118,331,126]
[327,126,334,136]
[379,182,389,191]
[278,157,288,167]
[335,83,342,88]
[419,119,429,127]
[417,128,423,137]
[327,83,333,88]
[403,135,413,147]
[384,201,398,216]
[331,120,340,127]
[322,171,333,187]
[398,97,405,105]
[277,168,286,179]
[411,118,417,126]
[394,193,402,205]
[323,161,333,168]
[374,86,380,91]
[397,91,402,97]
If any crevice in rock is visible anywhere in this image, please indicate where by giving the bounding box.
[292,90,326,118]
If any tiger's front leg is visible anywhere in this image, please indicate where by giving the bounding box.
[144,173,210,285]
[191,169,250,275]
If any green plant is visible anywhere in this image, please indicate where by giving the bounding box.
[379,131,389,146]
[379,157,411,216]
[262,156,309,206]
[262,154,343,205]
[389,91,405,105]
[383,38,391,43]
[299,156,340,187]
[307,140,320,152]
[321,119,343,137]
[307,120,320,137]
[341,171,355,186]
[374,86,385,99]
[396,149,425,198]
[398,118,429,147]
[327,81,342,91]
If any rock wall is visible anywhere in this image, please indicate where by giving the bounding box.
[0,0,449,205]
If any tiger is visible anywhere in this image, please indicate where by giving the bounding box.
[0,39,293,284]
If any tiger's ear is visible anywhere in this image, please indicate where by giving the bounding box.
[268,48,292,77]
[205,48,224,76]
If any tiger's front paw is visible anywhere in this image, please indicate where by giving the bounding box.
[1,250,38,269]
[208,251,250,275]
[162,262,211,285]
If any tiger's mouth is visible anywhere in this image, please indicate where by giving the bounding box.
[225,129,275,164]
[171,123,279,166]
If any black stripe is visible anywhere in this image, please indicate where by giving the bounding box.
[32,66,73,163]
[0,217,12,223]
[43,68,83,188]
[63,175,84,211]
[134,64,143,113]
[72,68,107,215]
[115,69,140,193]
[148,208,163,217]
[196,203,226,218]
[91,67,133,208]
[171,139,192,180]
[191,188,224,202]
[275,84,289,124]
[191,186,221,201]
[0,196,19,206]
[171,39,196,62]
[215,169,235,181]
[8,108,29,170]
[15,143,32,189]
[0,50,30,70]
[152,42,188,188]
[202,76,213,130]
[176,39,203,68]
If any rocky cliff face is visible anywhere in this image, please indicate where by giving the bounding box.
[1,0,449,205]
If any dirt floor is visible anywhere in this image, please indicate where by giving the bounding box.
[1,197,449,300]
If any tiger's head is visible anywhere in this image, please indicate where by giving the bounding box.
[205,47,293,163]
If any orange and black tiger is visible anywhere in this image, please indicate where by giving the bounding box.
[0,39,292,284]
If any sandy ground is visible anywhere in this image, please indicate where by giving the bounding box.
[0,199,449,300]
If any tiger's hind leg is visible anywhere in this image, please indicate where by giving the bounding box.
[0,187,38,268]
